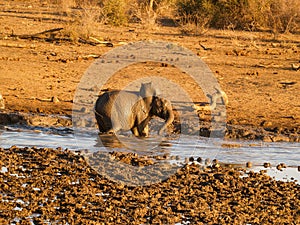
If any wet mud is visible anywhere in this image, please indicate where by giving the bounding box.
[0,146,299,224]
[1,110,299,142]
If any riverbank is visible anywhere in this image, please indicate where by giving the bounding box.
[0,1,299,142]
[1,110,299,142]
[0,146,299,224]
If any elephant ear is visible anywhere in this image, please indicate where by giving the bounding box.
[140,82,160,98]
[151,97,169,119]
[151,96,161,115]
[151,97,175,135]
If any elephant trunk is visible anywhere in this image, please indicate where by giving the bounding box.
[158,108,174,135]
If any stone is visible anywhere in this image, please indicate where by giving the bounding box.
[246,162,252,168]
[0,147,299,224]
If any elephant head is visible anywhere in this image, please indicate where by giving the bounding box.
[139,82,160,109]
[150,96,175,135]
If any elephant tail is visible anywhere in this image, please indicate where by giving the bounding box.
[94,107,104,118]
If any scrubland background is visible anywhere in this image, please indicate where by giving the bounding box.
[0,0,299,139]
[46,0,300,34]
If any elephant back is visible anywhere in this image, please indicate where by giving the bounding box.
[95,91,119,115]
[95,90,148,131]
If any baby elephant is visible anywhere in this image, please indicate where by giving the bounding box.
[94,84,174,137]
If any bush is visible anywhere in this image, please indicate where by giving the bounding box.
[50,0,300,33]
[102,0,128,25]
[175,0,300,33]
[264,0,300,33]
[211,0,251,29]
[176,0,215,30]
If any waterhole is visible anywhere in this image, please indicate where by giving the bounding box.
[1,124,299,184]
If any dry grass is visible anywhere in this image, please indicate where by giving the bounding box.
[43,0,300,36]
[245,0,300,34]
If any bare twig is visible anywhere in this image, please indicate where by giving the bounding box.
[199,42,212,51]
[0,41,35,48]
[78,37,113,47]
[89,36,113,46]
[10,28,64,40]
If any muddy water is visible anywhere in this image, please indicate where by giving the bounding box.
[1,125,299,183]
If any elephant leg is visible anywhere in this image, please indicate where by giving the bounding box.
[131,126,140,136]
[151,97,175,135]
[141,124,149,137]
[95,112,116,134]
[137,116,151,137]
[131,125,148,137]
[95,115,107,133]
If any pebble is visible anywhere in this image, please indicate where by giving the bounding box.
[261,120,273,127]
[212,159,219,165]
[184,158,189,164]
[0,147,299,224]
[263,162,271,168]
[276,163,287,171]
[80,107,88,113]
[246,162,252,168]
[276,164,283,171]
[271,135,290,142]
[205,158,211,165]
[262,136,273,142]
[196,157,202,163]
[280,163,287,168]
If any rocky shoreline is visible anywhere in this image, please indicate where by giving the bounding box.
[0,146,299,224]
[1,110,299,142]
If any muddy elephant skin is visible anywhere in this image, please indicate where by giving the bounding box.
[150,96,175,135]
[94,88,174,137]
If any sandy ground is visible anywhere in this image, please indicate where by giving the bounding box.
[0,1,299,139]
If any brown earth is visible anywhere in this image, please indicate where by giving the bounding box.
[0,0,299,140]
[0,146,299,224]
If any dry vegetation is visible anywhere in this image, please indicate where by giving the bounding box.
[12,0,297,46]
[45,0,300,35]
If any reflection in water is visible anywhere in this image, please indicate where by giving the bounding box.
[0,126,299,184]
[95,133,125,149]
[95,131,174,157]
